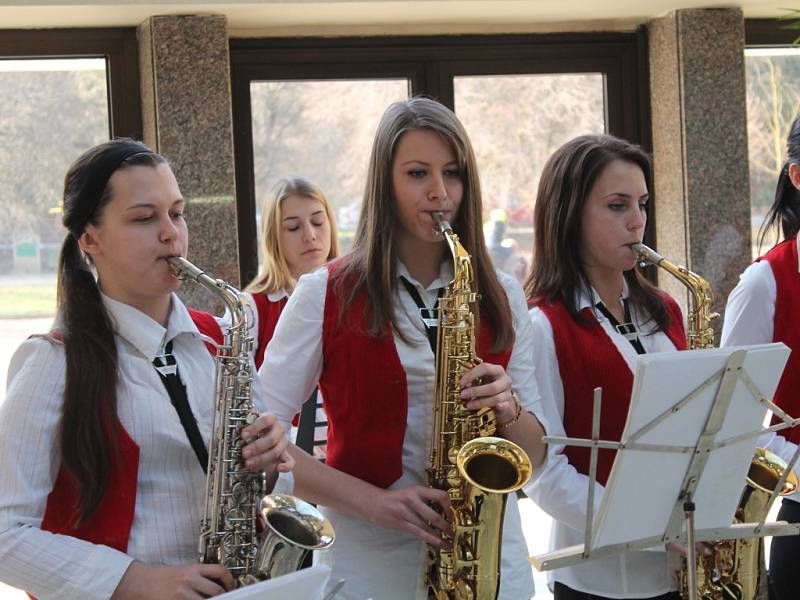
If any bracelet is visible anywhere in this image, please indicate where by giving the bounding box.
[497,391,523,430]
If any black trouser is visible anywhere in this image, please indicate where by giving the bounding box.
[553,582,681,600]
[769,498,800,600]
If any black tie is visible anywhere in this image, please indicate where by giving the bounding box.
[153,340,209,472]
[595,299,646,355]
[399,276,443,354]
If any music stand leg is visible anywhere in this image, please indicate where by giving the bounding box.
[684,499,697,600]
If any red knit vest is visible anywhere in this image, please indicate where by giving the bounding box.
[320,260,512,489]
[39,312,223,554]
[538,295,687,485]
[251,293,288,370]
[760,236,800,443]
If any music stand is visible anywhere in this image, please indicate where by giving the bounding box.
[531,343,800,600]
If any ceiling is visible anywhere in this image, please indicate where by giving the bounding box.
[0,0,791,36]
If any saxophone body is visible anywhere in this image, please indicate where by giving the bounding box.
[168,257,334,588]
[630,244,797,600]
[425,214,533,600]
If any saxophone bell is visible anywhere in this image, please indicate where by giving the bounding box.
[254,494,335,580]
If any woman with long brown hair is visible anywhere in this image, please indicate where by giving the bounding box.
[259,97,549,599]
[0,138,291,599]
[525,134,686,600]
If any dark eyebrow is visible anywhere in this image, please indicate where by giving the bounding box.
[398,160,459,168]
[125,198,185,211]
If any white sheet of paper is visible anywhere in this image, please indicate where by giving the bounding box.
[217,564,332,599]
[590,343,789,551]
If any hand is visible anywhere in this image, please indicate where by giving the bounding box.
[666,541,713,557]
[241,413,294,475]
[459,362,517,425]
[363,485,453,547]
[112,561,235,599]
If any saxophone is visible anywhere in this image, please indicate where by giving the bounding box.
[425,213,533,600]
[168,257,334,588]
[631,244,798,600]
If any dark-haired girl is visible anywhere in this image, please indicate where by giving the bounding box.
[525,134,685,599]
[0,139,291,600]
[259,97,549,600]
[721,115,800,600]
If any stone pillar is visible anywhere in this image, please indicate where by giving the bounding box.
[138,14,238,312]
[648,8,751,336]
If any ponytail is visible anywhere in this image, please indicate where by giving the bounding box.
[759,115,800,248]
[57,139,165,525]
[57,234,119,524]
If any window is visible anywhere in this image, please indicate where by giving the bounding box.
[231,32,650,284]
[745,20,800,258]
[0,29,140,403]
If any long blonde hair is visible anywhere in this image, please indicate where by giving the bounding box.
[336,97,513,351]
[246,176,339,295]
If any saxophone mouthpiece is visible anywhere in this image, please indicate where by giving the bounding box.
[630,243,664,267]
[431,211,451,236]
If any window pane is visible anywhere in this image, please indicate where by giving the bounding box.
[455,74,606,282]
[0,58,110,402]
[745,48,800,258]
[250,79,409,257]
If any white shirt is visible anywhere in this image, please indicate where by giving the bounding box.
[0,294,272,600]
[525,285,681,598]
[259,261,547,600]
[720,239,800,501]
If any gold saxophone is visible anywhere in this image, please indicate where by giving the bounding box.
[425,212,533,600]
[168,257,334,588]
[631,244,798,600]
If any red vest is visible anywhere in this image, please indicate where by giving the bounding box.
[537,295,687,485]
[760,236,800,443]
[320,260,512,489]
[251,293,288,370]
[39,312,223,554]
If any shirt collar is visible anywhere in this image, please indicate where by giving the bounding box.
[267,288,289,302]
[102,292,200,361]
[576,278,631,313]
[396,259,454,292]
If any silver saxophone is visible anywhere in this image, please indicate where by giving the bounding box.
[168,256,334,587]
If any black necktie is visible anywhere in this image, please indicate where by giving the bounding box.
[595,299,646,355]
[153,340,209,472]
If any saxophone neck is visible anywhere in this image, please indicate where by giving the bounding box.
[167,256,247,331]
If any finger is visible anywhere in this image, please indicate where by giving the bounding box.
[460,362,503,387]
[199,564,235,592]
[403,519,447,547]
[276,450,295,473]
[241,413,279,441]
[461,377,509,402]
[242,427,287,461]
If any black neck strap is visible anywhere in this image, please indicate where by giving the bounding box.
[595,298,646,355]
[153,340,209,472]
[399,276,443,354]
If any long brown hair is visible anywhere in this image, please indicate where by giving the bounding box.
[524,134,671,331]
[246,176,340,295]
[58,138,167,524]
[759,114,800,249]
[337,97,513,351]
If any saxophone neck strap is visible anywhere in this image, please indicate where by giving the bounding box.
[399,276,444,354]
[154,339,209,473]
[595,299,646,355]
